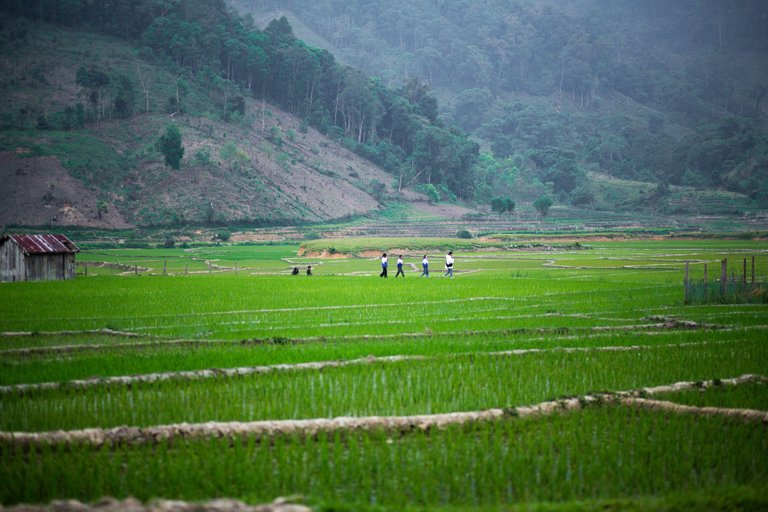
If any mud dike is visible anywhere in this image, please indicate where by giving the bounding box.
[2,374,765,448]
[0,339,738,395]
[0,496,310,512]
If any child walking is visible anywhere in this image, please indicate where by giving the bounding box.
[395,255,405,277]
[420,255,429,277]
[379,252,388,278]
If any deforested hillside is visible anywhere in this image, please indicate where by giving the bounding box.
[0,1,478,228]
[233,0,768,210]
[0,18,394,227]
[0,0,486,228]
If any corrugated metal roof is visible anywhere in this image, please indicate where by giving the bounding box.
[1,234,80,255]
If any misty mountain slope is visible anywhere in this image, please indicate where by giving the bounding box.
[233,0,768,206]
[0,17,396,228]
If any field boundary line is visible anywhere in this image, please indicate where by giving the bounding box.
[0,339,745,395]
[0,338,229,357]
[2,375,764,447]
[621,397,768,422]
[0,497,310,512]
[0,297,518,326]
[0,328,148,339]
[110,313,731,337]
[3,320,761,358]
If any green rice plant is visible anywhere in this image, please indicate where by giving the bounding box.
[2,339,767,432]
[1,407,766,508]
[654,381,768,411]
[3,327,754,386]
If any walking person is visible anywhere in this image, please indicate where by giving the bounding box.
[444,251,454,278]
[420,254,430,277]
[379,252,388,278]
[395,255,405,277]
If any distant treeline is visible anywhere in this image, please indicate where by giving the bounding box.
[2,0,478,198]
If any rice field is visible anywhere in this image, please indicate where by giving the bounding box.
[1,238,767,510]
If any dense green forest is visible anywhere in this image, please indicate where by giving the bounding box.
[235,0,768,206]
[1,0,478,201]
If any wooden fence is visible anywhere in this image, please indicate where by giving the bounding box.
[684,257,765,304]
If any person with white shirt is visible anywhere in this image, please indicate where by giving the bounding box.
[444,251,454,278]
[420,254,429,277]
[379,252,388,278]
[395,255,405,277]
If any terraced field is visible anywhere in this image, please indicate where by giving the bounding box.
[1,238,767,511]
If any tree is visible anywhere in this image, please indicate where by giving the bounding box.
[135,63,152,113]
[491,196,515,216]
[157,123,184,169]
[422,183,440,203]
[112,75,135,119]
[369,179,386,202]
[533,196,553,217]
[504,198,516,215]
[220,142,249,172]
[167,78,188,115]
[96,200,108,220]
[75,66,110,124]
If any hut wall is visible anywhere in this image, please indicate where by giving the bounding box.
[0,241,26,282]
[25,253,75,281]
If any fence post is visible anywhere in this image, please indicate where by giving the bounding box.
[742,258,747,289]
[185,265,188,276]
[684,261,690,303]
[752,256,756,284]
[720,259,728,298]
[135,265,138,276]
[163,260,167,276]
[703,263,708,302]
[84,264,88,277]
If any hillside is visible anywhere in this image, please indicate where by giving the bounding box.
[232,0,768,208]
[2,0,766,232]
[0,18,402,228]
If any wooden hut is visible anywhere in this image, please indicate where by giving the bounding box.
[0,234,80,282]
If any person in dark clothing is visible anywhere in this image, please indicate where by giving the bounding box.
[306,265,312,276]
[379,253,388,278]
[395,255,405,277]
[292,267,299,275]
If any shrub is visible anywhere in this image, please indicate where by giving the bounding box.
[156,123,184,170]
[533,196,553,217]
[193,148,213,167]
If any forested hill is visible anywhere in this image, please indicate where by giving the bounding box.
[233,0,768,207]
[0,0,478,228]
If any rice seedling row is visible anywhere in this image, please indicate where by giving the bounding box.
[2,407,766,508]
[3,339,766,433]
[1,338,748,395]
[2,327,751,386]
